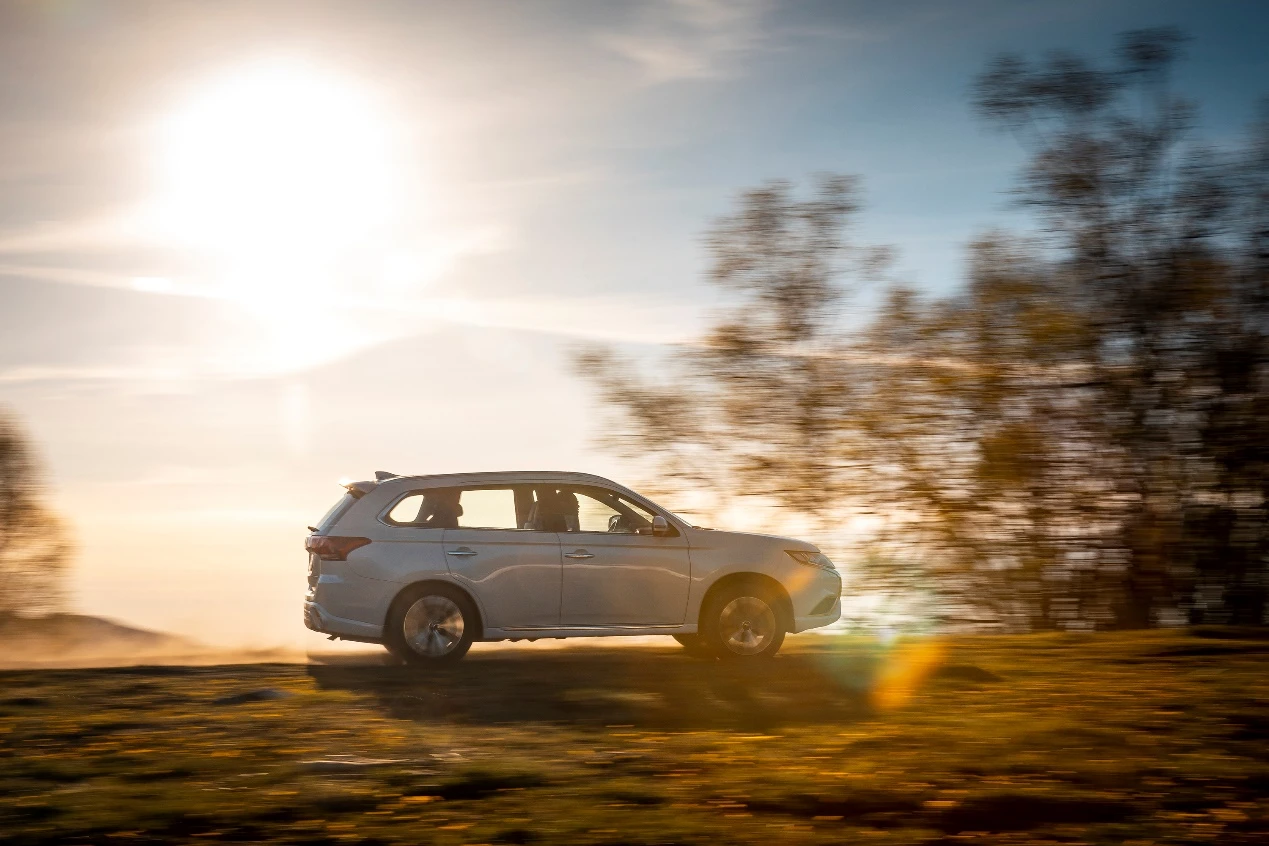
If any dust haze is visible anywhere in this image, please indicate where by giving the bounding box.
[0,613,705,669]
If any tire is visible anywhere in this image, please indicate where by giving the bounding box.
[385,584,477,664]
[700,580,787,660]
[672,633,715,658]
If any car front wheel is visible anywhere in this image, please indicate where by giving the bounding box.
[701,581,786,660]
[385,584,476,664]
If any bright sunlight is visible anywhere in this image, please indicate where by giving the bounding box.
[150,59,402,305]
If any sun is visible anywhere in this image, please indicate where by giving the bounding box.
[150,59,400,303]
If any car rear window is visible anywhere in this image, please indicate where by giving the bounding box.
[315,492,357,534]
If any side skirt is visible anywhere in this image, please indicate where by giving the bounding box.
[483,624,695,640]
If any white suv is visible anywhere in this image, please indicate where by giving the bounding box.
[304,471,841,662]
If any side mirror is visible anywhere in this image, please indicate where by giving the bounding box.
[651,515,670,537]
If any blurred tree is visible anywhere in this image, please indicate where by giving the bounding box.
[577,175,884,524]
[849,241,1127,630]
[974,28,1269,626]
[0,408,71,617]
[578,29,1267,629]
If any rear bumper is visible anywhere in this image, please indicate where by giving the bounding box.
[303,601,383,641]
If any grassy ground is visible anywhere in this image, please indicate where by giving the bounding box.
[2,630,1267,845]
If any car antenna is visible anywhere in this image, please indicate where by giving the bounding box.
[374,470,400,481]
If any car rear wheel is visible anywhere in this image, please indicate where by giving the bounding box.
[701,581,786,660]
[385,584,476,664]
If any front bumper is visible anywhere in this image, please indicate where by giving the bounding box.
[793,597,842,633]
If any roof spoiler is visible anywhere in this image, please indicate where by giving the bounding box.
[341,479,379,498]
[341,471,401,498]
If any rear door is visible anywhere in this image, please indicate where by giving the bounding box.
[558,487,691,626]
[441,486,563,629]
[355,490,450,582]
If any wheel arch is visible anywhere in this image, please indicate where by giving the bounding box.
[386,579,485,641]
[698,572,793,631]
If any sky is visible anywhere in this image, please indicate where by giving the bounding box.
[1,0,1267,648]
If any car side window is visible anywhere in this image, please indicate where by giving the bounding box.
[570,488,659,534]
[385,488,463,527]
[455,488,520,530]
[387,494,427,525]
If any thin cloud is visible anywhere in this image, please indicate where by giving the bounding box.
[0,209,149,255]
[0,365,193,385]
[0,263,217,298]
[0,291,704,387]
[598,0,771,84]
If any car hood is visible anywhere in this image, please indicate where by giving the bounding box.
[687,526,819,552]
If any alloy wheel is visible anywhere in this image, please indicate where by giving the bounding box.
[717,595,777,656]
[401,595,466,657]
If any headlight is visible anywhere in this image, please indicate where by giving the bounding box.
[786,550,836,571]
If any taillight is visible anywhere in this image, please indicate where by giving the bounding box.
[305,535,371,561]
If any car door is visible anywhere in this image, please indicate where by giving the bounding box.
[357,491,451,601]
[440,486,563,629]
[558,486,691,626]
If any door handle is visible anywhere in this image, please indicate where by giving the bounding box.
[564,550,594,559]
[446,548,478,557]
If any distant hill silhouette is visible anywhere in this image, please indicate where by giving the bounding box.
[0,613,196,667]
[0,613,298,668]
